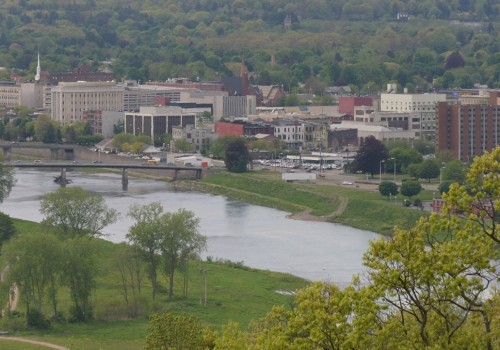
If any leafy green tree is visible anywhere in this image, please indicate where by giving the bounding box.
[378,181,398,199]
[0,212,16,248]
[34,115,58,143]
[63,237,97,322]
[158,209,206,298]
[145,312,208,350]
[444,147,500,244]
[225,139,249,173]
[40,187,119,238]
[441,159,466,183]
[419,158,440,182]
[3,233,63,317]
[405,163,421,179]
[0,160,15,204]
[112,133,136,150]
[210,136,244,159]
[438,180,453,195]
[353,136,389,177]
[127,202,164,300]
[136,134,152,145]
[389,147,423,173]
[400,180,422,199]
[174,139,194,153]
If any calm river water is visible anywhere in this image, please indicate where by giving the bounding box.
[0,169,381,285]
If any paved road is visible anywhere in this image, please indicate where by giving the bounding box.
[0,336,68,349]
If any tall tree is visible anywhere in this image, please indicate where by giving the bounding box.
[418,158,440,182]
[0,160,15,204]
[63,237,98,322]
[444,147,500,244]
[353,136,389,177]
[225,139,249,173]
[159,209,206,299]
[40,187,119,238]
[0,212,16,248]
[127,202,164,299]
[3,233,63,317]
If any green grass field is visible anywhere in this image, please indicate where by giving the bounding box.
[1,219,307,350]
[199,170,430,236]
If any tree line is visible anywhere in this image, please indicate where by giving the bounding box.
[0,0,498,94]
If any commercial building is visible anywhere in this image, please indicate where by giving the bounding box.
[82,110,123,138]
[380,92,447,140]
[171,124,216,152]
[124,106,196,139]
[0,82,21,107]
[51,81,124,124]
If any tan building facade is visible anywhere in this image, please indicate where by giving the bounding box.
[51,81,124,123]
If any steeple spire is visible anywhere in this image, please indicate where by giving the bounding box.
[35,52,41,82]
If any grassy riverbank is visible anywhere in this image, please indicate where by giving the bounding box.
[2,219,308,350]
[196,170,430,236]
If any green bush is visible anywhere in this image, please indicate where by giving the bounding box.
[26,309,50,329]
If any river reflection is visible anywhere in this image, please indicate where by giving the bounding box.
[0,169,381,284]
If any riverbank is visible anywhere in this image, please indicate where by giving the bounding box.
[192,170,430,236]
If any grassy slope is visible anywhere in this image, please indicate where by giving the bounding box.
[199,170,429,236]
[2,220,307,350]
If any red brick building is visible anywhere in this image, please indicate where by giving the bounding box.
[338,96,373,116]
[436,93,500,162]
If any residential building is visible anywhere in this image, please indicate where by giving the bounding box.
[124,106,196,139]
[256,85,285,107]
[436,97,500,162]
[51,81,124,124]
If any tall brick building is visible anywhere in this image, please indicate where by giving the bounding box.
[436,92,500,162]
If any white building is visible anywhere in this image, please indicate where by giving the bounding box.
[380,93,447,140]
[334,122,418,144]
[51,81,124,124]
[380,93,446,113]
[20,82,45,109]
[171,124,216,152]
[180,91,256,119]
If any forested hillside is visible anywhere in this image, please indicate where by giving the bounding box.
[0,0,499,92]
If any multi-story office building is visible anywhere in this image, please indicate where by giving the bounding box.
[380,92,447,140]
[124,106,196,139]
[0,82,21,107]
[51,81,124,124]
[436,96,500,162]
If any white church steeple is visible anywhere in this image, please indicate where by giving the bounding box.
[35,52,41,82]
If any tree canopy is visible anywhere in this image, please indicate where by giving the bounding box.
[353,136,389,177]
[40,186,119,238]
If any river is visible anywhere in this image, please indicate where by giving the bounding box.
[0,169,381,285]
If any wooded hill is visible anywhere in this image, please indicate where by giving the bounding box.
[0,0,499,93]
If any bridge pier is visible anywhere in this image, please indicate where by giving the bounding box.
[173,169,179,181]
[55,167,68,186]
[50,148,59,160]
[122,168,128,191]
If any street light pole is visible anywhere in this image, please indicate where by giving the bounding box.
[379,160,385,183]
[390,157,396,181]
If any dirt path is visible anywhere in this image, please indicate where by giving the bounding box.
[0,336,69,349]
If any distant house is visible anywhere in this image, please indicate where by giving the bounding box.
[324,86,352,96]
[256,85,285,107]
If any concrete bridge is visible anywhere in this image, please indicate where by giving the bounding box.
[5,161,204,190]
